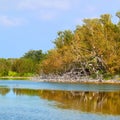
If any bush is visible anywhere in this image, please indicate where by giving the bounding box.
[23,73,34,77]
[103,73,114,80]
[8,71,18,77]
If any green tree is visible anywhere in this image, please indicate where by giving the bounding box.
[54,30,74,49]
[22,50,46,62]
[0,58,11,76]
[12,58,35,76]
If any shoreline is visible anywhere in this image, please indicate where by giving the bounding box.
[0,76,32,80]
[31,77,120,84]
[0,76,120,84]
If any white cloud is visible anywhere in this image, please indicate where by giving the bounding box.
[0,0,80,22]
[0,16,25,27]
[0,0,78,11]
[18,0,72,11]
[17,0,78,21]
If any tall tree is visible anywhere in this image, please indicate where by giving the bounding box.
[22,50,45,62]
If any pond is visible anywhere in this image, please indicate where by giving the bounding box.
[0,80,120,120]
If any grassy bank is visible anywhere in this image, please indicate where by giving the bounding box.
[0,76,32,80]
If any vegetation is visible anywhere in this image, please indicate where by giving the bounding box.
[39,13,120,79]
[0,12,120,79]
[0,50,46,77]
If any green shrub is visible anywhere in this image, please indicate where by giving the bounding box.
[23,73,34,77]
[8,71,18,77]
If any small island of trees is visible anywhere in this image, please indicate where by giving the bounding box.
[0,12,120,81]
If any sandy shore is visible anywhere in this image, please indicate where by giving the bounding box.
[0,76,32,80]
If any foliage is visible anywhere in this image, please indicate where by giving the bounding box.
[11,58,36,76]
[8,71,18,77]
[0,49,46,77]
[40,12,120,77]
[0,58,11,76]
[22,49,46,62]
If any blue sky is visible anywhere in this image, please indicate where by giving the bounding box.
[0,0,120,58]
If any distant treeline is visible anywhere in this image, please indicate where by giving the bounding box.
[0,50,46,77]
[0,12,120,78]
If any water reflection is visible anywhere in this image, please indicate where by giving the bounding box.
[13,88,120,115]
[0,87,10,96]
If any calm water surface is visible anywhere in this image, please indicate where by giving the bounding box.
[0,80,120,120]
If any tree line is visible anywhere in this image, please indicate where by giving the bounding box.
[0,12,120,79]
[0,50,46,77]
[40,13,120,79]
